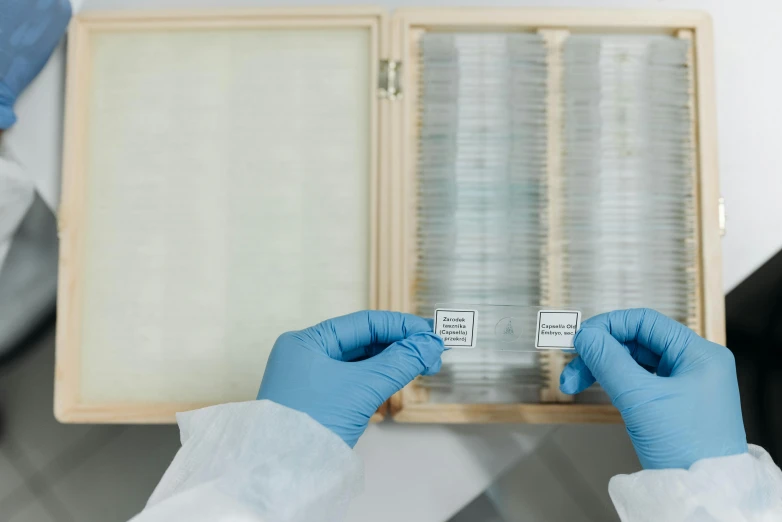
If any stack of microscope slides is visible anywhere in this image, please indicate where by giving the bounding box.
[559,34,697,403]
[561,34,696,326]
[414,31,696,404]
[415,33,548,403]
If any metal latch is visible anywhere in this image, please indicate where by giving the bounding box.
[379,60,402,100]
[718,197,726,237]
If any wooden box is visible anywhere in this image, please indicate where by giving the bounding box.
[56,7,722,423]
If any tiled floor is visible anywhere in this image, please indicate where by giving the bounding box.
[0,327,182,522]
[0,324,640,522]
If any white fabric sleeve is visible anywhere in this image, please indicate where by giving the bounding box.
[609,445,782,522]
[129,400,364,522]
[0,140,35,270]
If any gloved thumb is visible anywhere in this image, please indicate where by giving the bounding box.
[561,326,650,400]
[360,332,445,398]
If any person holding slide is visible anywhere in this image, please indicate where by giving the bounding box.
[132,309,782,522]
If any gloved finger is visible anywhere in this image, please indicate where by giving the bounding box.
[560,341,661,394]
[583,308,695,373]
[347,337,446,363]
[639,362,657,373]
[568,326,652,399]
[359,332,445,398]
[0,0,72,99]
[303,311,432,361]
[421,356,443,376]
[625,341,663,372]
[560,355,596,394]
[349,343,390,361]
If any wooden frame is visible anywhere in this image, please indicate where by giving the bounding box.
[57,7,722,425]
[388,8,721,424]
[55,7,386,423]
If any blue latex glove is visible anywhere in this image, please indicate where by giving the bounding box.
[560,308,747,470]
[0,0,72,129]
[258,311,444,448]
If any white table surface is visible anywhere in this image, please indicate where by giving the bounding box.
[11,0,782,520]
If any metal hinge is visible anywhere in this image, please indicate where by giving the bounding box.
[379,60,402,100]
[718,197,726,237]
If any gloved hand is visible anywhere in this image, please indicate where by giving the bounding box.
[0,0,72,129]
[559,308,747,470]
[258,311,444,448]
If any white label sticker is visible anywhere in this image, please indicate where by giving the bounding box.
[535,310,581,350]
[434,308,478,348]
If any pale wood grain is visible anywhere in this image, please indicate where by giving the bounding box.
[393,8,711,31]
[392,402,621,424]
[691,18,726,345]
[55,19,91,422]
[539,29,573,404]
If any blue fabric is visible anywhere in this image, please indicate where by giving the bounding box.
[0,0,72,129]
[560,308,748,470]
[258,311,445,448]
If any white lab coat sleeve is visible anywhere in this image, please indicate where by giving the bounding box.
[129,400,364,522]
[0,141,35,270]
[609,444,782,521]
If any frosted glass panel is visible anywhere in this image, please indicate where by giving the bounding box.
[81,28,371,403]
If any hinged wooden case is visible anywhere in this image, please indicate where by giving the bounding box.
[56,7,722,424]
